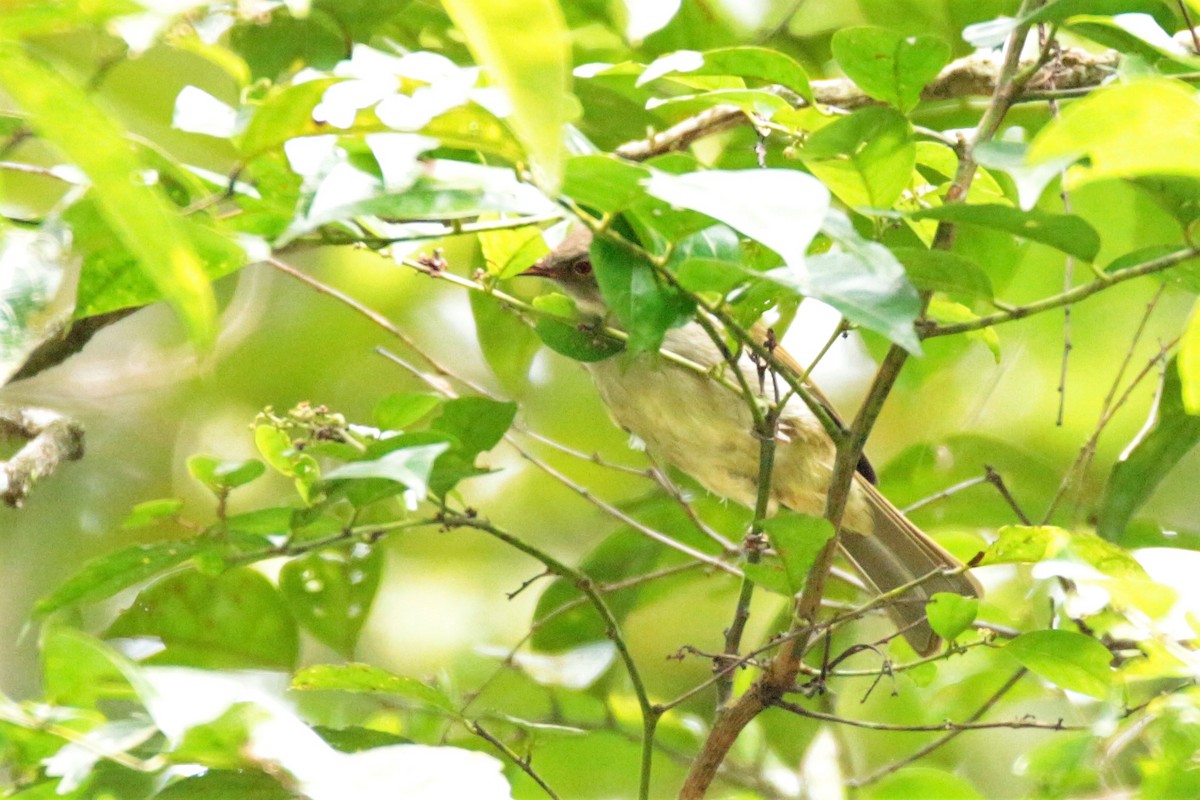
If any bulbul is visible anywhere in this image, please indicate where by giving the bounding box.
[525,227,982,656]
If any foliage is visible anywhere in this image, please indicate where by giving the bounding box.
[2,1,1200,799]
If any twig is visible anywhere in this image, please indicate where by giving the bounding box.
[718,416,778,704]
[848,669,1030,786]
[440,512,660,800]
[901,475,989,515]
[1041,334,1179,523]
[768,676,1060,734]
[468,722,561,800]
[266,256,492,398]
[614,49,1119,161]
[0,405,85,507]
[921,247,1200,338]
[509,439,743,574]
[985,465,1032,525]
[1179,0,1200,54]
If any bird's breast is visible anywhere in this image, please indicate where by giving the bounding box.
[586,324,856,523]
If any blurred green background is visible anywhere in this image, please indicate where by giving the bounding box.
[3,2,1200,796]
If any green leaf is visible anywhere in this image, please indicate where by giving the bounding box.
[532,294,626,362]
[862,767,984,800]
[120,498,184,529]
[35,541,209,619]
[1025,0,1179,31]
[229,8,345,80]
[590,235,694,354]
[1005,630,1113,699]
[759,513,834,595]
[801,106,916,209]
[154,770,293,800]
[561,155,652,213]
[294,172,528,236]
[1029,79,1200,187]
[0,45,217,344]
[105,567,299,670]
[643,46,812,102]
[279,545,382,657]
[891,247,994,301]
[1182,303,1200,414]
[68,198,247,320]
[925,592,979,641]
[0,0,141,37]
[41,626,145,709]
[373,393,443,431]
[741,562,795,596]
[186,456,266,494]
[805,212,922,352]
[255,424,321,503]
[1099,356,1200,538]
[324,442,450,499]
[830,27,951,112]
[911,204,1101,262]
[291,663,455,712]
[1065,18,1200,75]
[642,168,829,271]
[441,0,572,190]
[477,221,549,279]
[312,725,412,753]
[171,703,264,770]
[469,290,541,393]
[237,78,341,157]
[977,525,1071,565]
[431,397,517,458]
[420,103,526,164]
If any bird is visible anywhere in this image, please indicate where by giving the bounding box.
[523,226,982,656]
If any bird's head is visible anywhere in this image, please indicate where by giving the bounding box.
[521,227,605,315]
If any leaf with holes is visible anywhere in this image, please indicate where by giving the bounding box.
[105,567,299,670]
[279,545,383,657]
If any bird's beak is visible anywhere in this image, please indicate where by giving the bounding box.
[520,226,594,279]
[519,259,555,278]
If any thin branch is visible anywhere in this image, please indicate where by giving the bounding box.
[848,669,1030,786]
[901,474,989,515]
[774,682,1068,734]
[1041,334,1179,523]
[439,512,660,800]
[0,405,85,507]
[614,49,1119,160]
[922,247,1200,338]
[266,256,492,397]
[468,722,561,800]
[986,465,1032,525]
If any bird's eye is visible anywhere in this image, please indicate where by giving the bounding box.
[573,260,592,275]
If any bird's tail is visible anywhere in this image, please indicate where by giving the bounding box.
[838,476,983,656]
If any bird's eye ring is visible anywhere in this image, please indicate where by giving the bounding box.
[574,260,593,275]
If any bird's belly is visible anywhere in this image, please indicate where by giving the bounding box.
[588,354,840,520]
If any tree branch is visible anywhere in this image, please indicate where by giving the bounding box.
[0,405,85,507]
[923,247,1200,338]
[615,48,1118,161]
